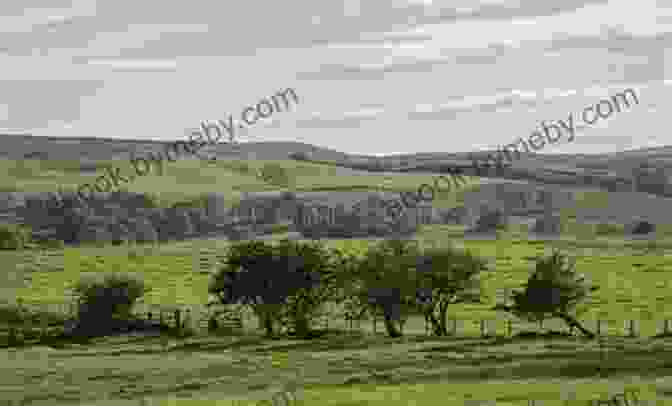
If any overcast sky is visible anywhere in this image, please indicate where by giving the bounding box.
[0,0,669,156]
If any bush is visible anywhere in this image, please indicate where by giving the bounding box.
[73,272,149,336]
[0,224,31,250]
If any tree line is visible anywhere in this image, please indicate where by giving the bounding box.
[67,239,599,340]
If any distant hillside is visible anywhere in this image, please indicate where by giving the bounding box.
[0,133,349,163]
[2,133,671,197]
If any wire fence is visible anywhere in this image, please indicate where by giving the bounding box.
[8,297,672,341]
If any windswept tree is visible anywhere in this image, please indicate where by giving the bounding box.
[208,239,338,338]
[492,251,598,338]
[415,246,487,336]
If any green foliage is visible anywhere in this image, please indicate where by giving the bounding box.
[258,163,291,187]
[208,239,339,337]
[0,224,31,250]
[347,239,422,337]
[73,272,149,323]
[415,245,487,335]
[494,251,597,337]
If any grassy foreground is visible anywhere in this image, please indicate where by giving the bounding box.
[1,231,672,404]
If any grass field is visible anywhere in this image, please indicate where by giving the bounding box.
[2,158,672,404]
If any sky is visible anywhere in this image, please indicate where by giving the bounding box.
[0,0,669,156]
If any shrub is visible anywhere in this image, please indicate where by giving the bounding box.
[73,272,149,336]
[0,224,31,250]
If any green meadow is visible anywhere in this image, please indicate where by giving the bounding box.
[1,157,671,404]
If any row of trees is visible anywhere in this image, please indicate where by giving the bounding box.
[65,238,598,340]
[206,239,599,339]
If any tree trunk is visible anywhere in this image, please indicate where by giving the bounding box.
[293,314,311,338]
[438,301,449,336]
[255,306,276,337]
[424,309,443,336]
[262,314,275,337]
[553,312,595,339]
[382,314,403,338]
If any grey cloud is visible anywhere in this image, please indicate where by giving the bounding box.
[0,80,104,130]
[295,115,379,129]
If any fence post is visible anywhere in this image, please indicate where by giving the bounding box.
[159,310,164,326]
[625,319,638,338]
[451,318,457,336]
[184,308,192,334]
[40,307,48,341]
[596,319,602,337]
[174,309,181,333]
[480,320,487,338]
[8,327,18,346]
[664,319,671,336]
[507,319,513,338]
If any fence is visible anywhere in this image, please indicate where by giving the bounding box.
[8,297,672,341]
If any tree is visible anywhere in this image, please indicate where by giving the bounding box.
[289,151,311,161]
[492,251,598,338]
[415,246,487,336]
[208,239,338,338]
[347,239,421,338]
